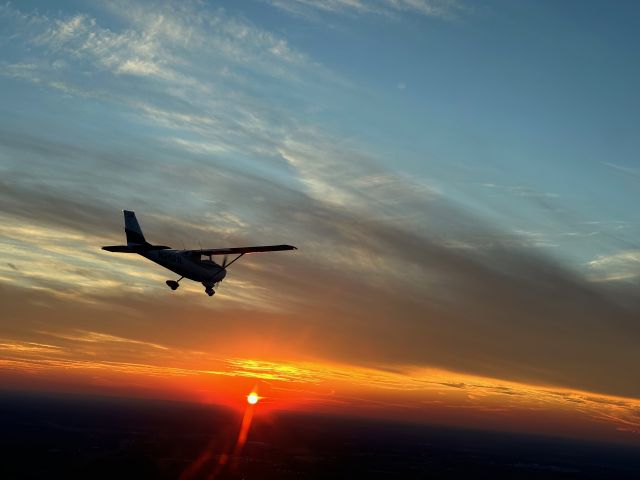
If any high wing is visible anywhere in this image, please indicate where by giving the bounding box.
[102,245,171,253]
[187,244,296,255]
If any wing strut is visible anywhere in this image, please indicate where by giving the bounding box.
[223,253,244,268]
[207,253,245,268]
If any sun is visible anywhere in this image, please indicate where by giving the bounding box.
[247,392,259,405]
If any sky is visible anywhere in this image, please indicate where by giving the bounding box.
[0,0,639,445]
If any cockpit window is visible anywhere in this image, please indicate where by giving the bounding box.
[200,255,219,266]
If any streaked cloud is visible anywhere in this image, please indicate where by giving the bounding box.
[262,0,467,20]
[603,162,639,180]
[481,183,560,199]
[43,330,170,351]
[588,250,640,282]
[0,332,639,441]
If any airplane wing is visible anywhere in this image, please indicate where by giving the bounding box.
[102,245,171,253]
[189,244,297,255]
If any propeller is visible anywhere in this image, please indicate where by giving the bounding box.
[214,254,229,290]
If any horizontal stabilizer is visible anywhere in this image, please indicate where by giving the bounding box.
[193,244,297,256]
[102,245,171,253]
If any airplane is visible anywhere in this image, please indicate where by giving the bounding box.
[102,210,296,296]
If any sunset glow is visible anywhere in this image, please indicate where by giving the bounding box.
[0,335,639,445]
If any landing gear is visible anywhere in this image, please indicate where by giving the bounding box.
[166,277,183,291]
[203,281,216,297]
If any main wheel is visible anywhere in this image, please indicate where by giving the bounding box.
[205,288,215,296]
[166,280,179,290]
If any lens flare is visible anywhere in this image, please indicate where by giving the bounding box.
[247,392,259,405]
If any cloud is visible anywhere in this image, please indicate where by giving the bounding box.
[2,114,640,399]
[1,322,639,439]
[17,1,327,83]
[3,158,640,400]
[481,183,559,199]
[262,0,467,20]
[42,330,169,351]
[603,162,640,180]
[588,250,640,282]
[0,1,340,160]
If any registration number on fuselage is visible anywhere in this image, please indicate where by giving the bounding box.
[158,250,183,265]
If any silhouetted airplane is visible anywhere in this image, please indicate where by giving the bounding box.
[102,210,296,296]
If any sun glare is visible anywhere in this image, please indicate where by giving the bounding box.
[247,392,259,405]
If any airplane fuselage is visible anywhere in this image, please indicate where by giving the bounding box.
[142,249,227,285]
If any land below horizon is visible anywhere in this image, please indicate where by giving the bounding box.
[2,390,639,479]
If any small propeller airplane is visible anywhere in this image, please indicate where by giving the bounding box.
[102,210,296,296]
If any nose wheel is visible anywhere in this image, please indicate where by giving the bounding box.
[205,287,215,296]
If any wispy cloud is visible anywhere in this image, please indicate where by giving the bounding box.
[603,162,640,179]
[262,0,467,20]
[0,1,339,161]
[588,250,640,282]
[4,1,321,84]
[481,183,559,199]
[42,330,169,351]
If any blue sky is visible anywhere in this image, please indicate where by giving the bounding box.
[0,0,639,402]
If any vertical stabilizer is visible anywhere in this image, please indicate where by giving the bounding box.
[124,210,147,246]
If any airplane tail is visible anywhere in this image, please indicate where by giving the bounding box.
[102,210,171,253]
[124,210,147,246]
